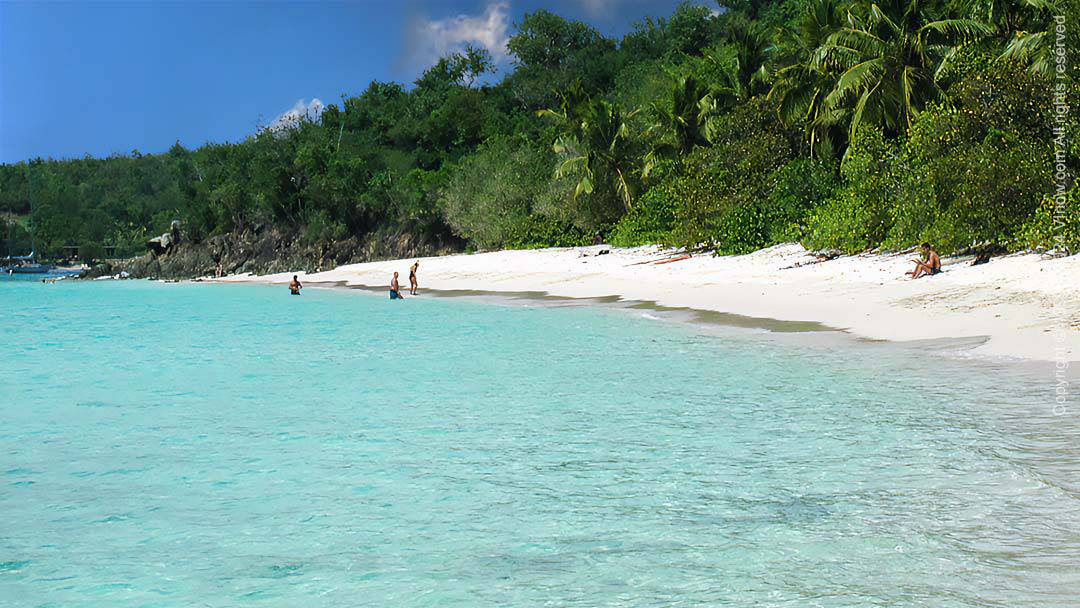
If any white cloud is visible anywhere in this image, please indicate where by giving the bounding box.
[578,0,615,16]
[402,2,511,73]
[267,98,325,132]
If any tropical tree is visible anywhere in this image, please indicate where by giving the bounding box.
[540,93,641,223]
[816,0,992,143]
[712,17,774,104]
[951,0,1049,36]
[506,10,618,110]
[715,0,774,22]
[643,75,715,175]
[998,0,1063,76]
[769,0,848,158]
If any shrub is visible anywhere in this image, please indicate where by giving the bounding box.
[761,158,839,243]
[945,56,1053,142]
[505,215,592,248]
[1015,188,1080,253]
[303,210,348,244]
[803,129,899,252]
[804,58,1063,254]
[440,138,554,249]
[884,59,1057,252]
[609,183,679,246]
[887,129,1050,252]
[668,98,794,253]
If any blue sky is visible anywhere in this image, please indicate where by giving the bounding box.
[0,0,711,163]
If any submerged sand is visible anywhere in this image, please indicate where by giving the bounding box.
[210,243,1080,362]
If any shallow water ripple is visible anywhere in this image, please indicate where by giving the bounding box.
[1,281,1078,607]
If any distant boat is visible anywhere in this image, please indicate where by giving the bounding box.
[2,167,55,276]
[3,252,54,275]
[6,262,53,274]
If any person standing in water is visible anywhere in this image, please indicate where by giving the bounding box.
[409,261,419,295]
[289,275,302,295]
[390,272,404,300]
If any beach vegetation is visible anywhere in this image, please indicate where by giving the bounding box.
[0,0,1076,262]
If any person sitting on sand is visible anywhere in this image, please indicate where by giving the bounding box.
[289,275,302,295]
[906,242,941,279]
[409,261,419,295]
[390,272,404,300]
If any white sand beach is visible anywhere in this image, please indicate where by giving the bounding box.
[213,243,1080,362]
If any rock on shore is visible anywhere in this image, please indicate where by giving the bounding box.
[84,226,460,280]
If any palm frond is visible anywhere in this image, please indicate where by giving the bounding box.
[919,18,994,41]
[1002,30,1054,76]
[824,59,883,109]
[829,27,888,56]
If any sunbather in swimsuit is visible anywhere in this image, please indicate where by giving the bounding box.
[907,243,941,279]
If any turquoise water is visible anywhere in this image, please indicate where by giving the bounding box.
[2,281,1078,607]
[1,268,83,282]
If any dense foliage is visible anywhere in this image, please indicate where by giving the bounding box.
[1,0,1077,261]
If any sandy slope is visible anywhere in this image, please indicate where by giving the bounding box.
[212,243,1080,362]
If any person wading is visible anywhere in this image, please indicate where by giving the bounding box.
[390,272,404,300]
[409,261,419,295]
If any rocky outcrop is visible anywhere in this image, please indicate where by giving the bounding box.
[146,220,183,255]
[90,225,461,280]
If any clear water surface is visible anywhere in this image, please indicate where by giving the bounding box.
[1,280,1077,607]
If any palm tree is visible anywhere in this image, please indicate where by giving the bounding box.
[768,0,849,158]
[711,17,773,104]
[541,95,640,215]
[643,75,715,175]
[662,75,715,155]
[817,0,992,142]
[998,0,1060,76]
[686,18,774,146]
[536,80,592,143]
[950,0,1048,37]
[560,100,639,212]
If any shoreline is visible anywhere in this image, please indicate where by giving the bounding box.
[303,280,838,332]
[209,243,1080,363]
[295,279,1034,374]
